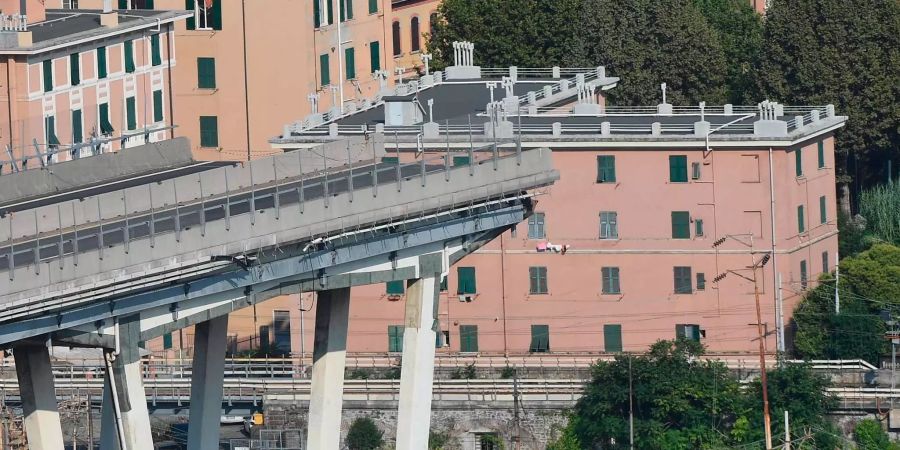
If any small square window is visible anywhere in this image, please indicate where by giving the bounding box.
[529,267,548,294]
[601,267,620,294]
[528,213,545,239]
[691,162,701,180]
[599,211,618,239]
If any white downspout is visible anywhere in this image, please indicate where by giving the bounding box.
[768,146,784,353]
[335,0,344,111]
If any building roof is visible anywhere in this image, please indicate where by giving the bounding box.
[0,9,193,54]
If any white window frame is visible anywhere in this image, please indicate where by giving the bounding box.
[195,0,213,30]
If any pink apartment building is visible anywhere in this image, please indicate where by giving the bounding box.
[0,0,191,172]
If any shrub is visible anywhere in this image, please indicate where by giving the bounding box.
[345,417,383,450]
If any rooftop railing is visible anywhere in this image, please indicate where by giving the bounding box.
[0,14,27,32]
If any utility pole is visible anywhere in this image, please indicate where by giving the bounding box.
[87,392,94,450]
[784,410,790,450]
[512,369,521,450]
[629,354,634,450]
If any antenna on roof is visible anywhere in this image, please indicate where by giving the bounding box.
[421,53,432,76]
[395,67,406,84]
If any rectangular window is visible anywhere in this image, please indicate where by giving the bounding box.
[440,276,447,292]
[70,53,80,86]
[599,211,618,239]
[71,109,83,143]
[42,60,53,92]
[162,332,173,350]
[669,155,688,182]
[125,97,137,130]
[273,310,291,354]
[313,0,321,27]
[388,325,404,352]
[152,90,164,123]
[819,196,827,224]
[186,0,222,30]
[369,41,381,72]
[800,260,808,290]
[601,267,620,294]
[339,0,353,21]
[695,218,704,237]
[99,103,114,135]
[795,148,803,177]
[124,40,135,73]
[345,47,356,79]
[457,267,476,294]
[822,251,829,274]
[199,116,218,148]
[528,213,545,239]
[197,57,216,89]
[259,326,270,353]
[797,205,806,234]
[696,272,706,291]
[529,266,548,294]
[453,155,470,166]
[603,324,622,353]
[817,141,825,168]
[596,155,616,182]
[386,280,404,295]
[459,325,478,352]
[368,0,377,13]
[529,324,549,352]
[676,324,701,341]
[671,211,690,239]
[320,54,330,86]
[691,162,701,180]
[151,34,162,66]
[97,46,108,79]
[674,266,692,294]
[45,116,60,146]
[381,156,398,164]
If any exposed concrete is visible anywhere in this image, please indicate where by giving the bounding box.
[187,315,230,450]
[13,344,65,450]
[99,377,119,450]
[307,287,352,450]
[396,276,441,450]
[107,315,153,450]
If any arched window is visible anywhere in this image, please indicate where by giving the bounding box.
[392,21,401,56]
[410,17,420,52]
[429,12,438,35]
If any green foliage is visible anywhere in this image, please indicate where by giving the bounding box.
[499,366,517,379]
[755,0,900,188]
[577,0,728,105]
[347,368,371,380]
[450,363,477,379]
[429,430,458,449]
[839,210,871,258]
[545,423,581,450]
[854,418,895,450]
[860,183,900,246]
[345,417,384,450]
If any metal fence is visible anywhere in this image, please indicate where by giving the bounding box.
[230,429,304,450]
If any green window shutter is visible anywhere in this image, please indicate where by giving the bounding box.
[345,47,356,79]
[369,0,377,14]
[72,109,83,143]
[126,97,137,130]
[197,57,216,89]
[313,0,321,27]
[99,103,114,135]
[530,325,549,352]
[795,148,803,176]
[603,324,622,352]
[199,116,219,147]
[671,211,690,239]
[529,267,548,294]
[146,0,155,8]
[386,280,404,295]
[819,196,826,224]
[439,276,447,292]
[817,141,825,168]
[599,211,618,239]
[185,0,196,29]
[151,34,162,66]
[800,260,808,289]
[674,267,692,294]
[528,212,545,239]
[694,218,704,237]
[163,333,173,350]
[346,0,353,19]
[339,0,345,21]
[124,40,135,73]
[459,325,478,352]
[152,90,164,123]
[601,267,620,294]
[97,47,108,79]
[42,60,52,92]
[326,0,334,25]
[369,41,381,72]
[798,205,805,233]
[696,273,706,291]
[70,54,80,86]
[457,267,476,294]
[669,155,687,182]
[388,325,404,352]
[822,251,829,273]
[597,155,616,182]
[453,155,470,167]
[675,324,686,339]
[259,326,270,353]
[320,54,330,86]
[118,0,127,8]
[210,0,222,30]
[381,156,398,164]
[45,116,60,146]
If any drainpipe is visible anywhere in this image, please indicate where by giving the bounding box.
[165,22,175,140]
[768,146,783,354]
[241,0,252,161]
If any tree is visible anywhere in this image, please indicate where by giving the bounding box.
[860,182,900,247]
[427,0,583,70]
[546,423,581,450]
[577,0,729,106]
[755,0,900,196]
[854,418,900,450]
[345,417,384,450]
[692,0,763,104]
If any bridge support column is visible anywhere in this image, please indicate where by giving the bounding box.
[13,345,65,450]
[99,376,120,450]
[104,314,154,450]
[307,287,351,450]
[396,276,440,450]
[187,315,230,450]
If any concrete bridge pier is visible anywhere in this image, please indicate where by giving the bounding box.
[396,275,441,450]
[102,315,154,450]
[187,315,230,450]
[13,344,65,450]
[306,287,352,450]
